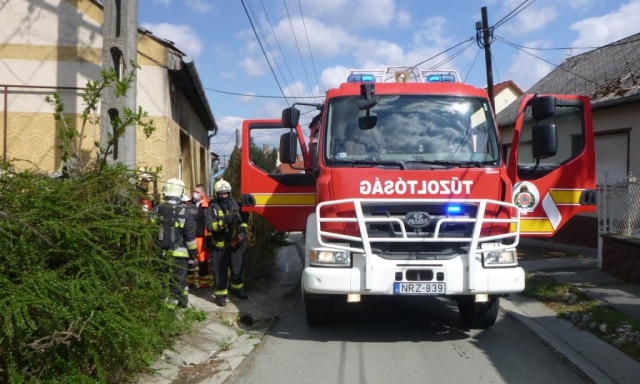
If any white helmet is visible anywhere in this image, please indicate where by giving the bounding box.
[163,178,185,198]
[213,179,232,195]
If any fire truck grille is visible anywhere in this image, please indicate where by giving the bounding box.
[369,242,467,260]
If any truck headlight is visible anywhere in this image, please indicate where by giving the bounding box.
[310,249,350,267]
[483,250,517,267]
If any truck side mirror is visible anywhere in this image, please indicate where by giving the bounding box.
[530,96,556,121]
[532,123,557,159]
[282,107,300,128]
[279,131,298,164]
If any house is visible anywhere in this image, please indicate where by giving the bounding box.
[496,33,640,248]
[497,33,640,184]
[491,80,524,114]
[0,0,217,194]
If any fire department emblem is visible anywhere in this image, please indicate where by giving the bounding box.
[404,211,431,228]
[512,181,540,213]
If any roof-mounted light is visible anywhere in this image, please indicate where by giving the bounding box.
[347,74,376,83]
[426,74,456,83]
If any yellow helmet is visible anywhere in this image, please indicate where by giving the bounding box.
[163,178,185,198]
[213,179,232,195]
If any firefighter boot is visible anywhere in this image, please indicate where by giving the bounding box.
[231,289,248,300]
[215,295,227,307]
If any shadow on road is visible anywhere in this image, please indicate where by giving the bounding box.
[267,293,472,343]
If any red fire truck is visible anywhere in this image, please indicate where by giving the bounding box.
[240,66,596,328]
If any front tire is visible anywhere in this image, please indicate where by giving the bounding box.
[457,295,499,329]
[304,293,332,326]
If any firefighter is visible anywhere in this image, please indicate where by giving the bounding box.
[152,178,198,309]
[137,169,154,213]
[191,184,213,288]
[206,179,249,307]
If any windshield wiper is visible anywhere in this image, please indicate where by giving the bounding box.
[407,160,494,168]
[336,160,407,170]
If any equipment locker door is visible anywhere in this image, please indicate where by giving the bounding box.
[507,94,596,237]
[240,119,315,232]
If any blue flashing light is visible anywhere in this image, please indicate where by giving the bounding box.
[426,74,456,83]
[446,204,463,215]
[347,74,376,83]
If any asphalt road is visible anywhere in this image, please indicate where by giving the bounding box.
[227,290,589,384]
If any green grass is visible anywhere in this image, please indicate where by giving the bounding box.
[523,275,640,362]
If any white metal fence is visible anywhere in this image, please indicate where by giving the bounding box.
[598,175,640,239]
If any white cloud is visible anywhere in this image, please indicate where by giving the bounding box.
[186,0,213,13]
[318,65,349,92]
[153,0,171,6]
[273,17,357,58]
[567,0,595,10]
[141,22,203,58]
[239,92,256,103]
[570,1,640,50]
[239,57,267,77]
[299,0,398,30]
[397,9,411,27]
[504,40,553,91]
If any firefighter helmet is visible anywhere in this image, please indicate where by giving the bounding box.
[214,179,232,195]
[163,178,185,198]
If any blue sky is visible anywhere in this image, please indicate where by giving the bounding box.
[140,0,640,158]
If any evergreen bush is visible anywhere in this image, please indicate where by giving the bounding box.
[0,164,189,383]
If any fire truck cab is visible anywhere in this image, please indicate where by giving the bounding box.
[241,66,596,328]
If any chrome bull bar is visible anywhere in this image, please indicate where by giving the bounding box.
[315,198,521,291]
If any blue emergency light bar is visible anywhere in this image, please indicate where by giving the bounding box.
[446,204,463,215]
[426,74,456,83]
[347,74,376,83]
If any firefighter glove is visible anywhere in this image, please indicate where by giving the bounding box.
[188,249,198,261]
[223,215,234,226]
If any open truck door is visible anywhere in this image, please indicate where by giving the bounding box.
[507,95,596,237]
[240,119,315,232]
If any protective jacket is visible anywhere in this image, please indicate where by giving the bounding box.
[206,198,248,249]
[152,199,198,258]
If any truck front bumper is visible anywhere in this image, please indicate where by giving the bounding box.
[302,254,525,296]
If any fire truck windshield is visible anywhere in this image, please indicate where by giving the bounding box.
[325,95,501,168]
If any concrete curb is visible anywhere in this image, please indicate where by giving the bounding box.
[500,294,640,384]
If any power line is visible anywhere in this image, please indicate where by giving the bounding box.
[428,40,476,70]
[495,35,603,88]
[494,34,640,51]
[258,0,305,98]
[493,0,535,30]
[240,0,290,105]
[412,37,475,68]
[284,0,314,93]
[464,47,482,83]
[247,0,295,97]
[202,86,324,99]
[298,0,320,89]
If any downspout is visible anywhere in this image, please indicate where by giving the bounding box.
[3,85,7,162]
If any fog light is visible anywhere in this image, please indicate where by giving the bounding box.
[475,294,489,303]
[347,294,361,303]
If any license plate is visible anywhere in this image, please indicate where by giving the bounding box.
[394,282,445,295]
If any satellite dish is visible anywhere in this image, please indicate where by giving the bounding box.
[393,71,411,83]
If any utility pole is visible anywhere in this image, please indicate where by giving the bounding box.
[101,0,138,168]
[477,6,495,112]
[235,128,240,148]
